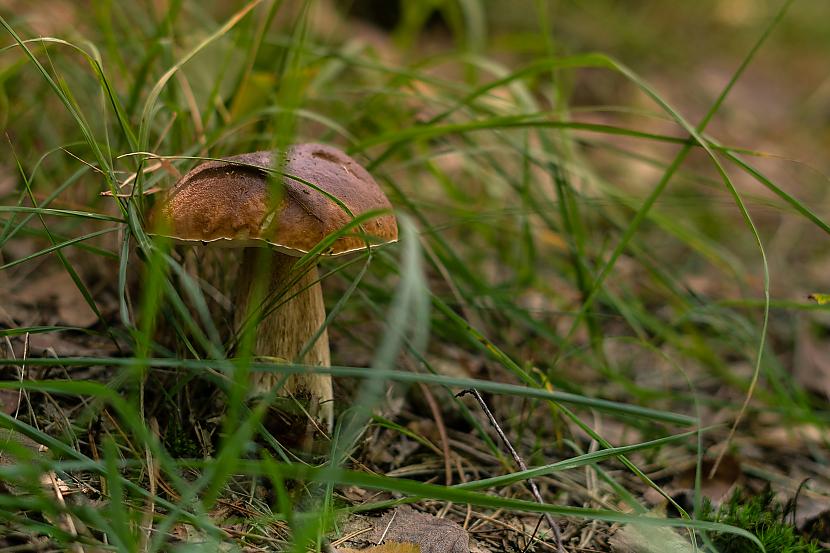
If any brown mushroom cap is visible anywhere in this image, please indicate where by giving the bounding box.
[150,143,398,256]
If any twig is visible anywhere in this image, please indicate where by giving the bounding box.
[418,381,453,485]
[329,525,373,547]
[523,516,546,553]
[43,470,83,553]
[377,508,398,545]
[139,418,160,552]
[457,388,565,553]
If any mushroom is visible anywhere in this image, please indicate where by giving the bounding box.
[150,143,398,435]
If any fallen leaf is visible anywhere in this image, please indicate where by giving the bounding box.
[336,506,470,553]
[610,522,695,553]
[373,507,468,553]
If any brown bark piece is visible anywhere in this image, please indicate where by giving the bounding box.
[367,507,469,553]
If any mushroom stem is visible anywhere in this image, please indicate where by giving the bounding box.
[235,248,334,432]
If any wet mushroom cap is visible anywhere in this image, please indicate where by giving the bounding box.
[151,143,398,255]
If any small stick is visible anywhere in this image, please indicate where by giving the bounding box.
[457,389,565,553]
[139,418,160,552]
[377,508,399,545]
[418,381,453,486]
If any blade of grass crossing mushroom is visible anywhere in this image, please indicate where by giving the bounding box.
[316,218,429,547]
[296,252,373,362]
[242,11,309,390]
[330,216,430,466]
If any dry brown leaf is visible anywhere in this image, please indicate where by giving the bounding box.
[373,507,468,553]
[336,506,470,553]
[610,521,695,553]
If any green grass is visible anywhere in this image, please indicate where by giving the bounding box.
[1,1,828,551]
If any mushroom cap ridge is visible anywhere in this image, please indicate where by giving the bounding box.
[151,143,398,256]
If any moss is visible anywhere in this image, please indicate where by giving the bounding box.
[163,418,203,459]
[700,488,821,553]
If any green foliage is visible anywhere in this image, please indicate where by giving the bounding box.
[701,489,821,553]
